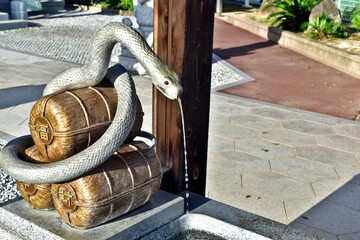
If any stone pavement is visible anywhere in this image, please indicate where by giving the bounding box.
[206,92,360,240]
[2,48,360,240]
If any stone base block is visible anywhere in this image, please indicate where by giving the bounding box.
[0,190,184,240]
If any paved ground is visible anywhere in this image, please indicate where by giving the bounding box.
[2,48,360,240]
[214,18,360,121]
[206,93,360,240]
[1,11,360,240]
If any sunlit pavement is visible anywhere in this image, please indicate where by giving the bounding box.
[1,43,360,239]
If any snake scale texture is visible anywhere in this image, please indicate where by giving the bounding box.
[0,22,182,184]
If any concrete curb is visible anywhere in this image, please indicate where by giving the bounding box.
[70,4,134,16]
[0,20,28,31]
[219,14,360,79]
[0,12,9,20]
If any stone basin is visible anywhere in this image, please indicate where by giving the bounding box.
[142,213,270,240]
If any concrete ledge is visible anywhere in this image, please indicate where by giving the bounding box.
[0,20,27,31]
[41,0,64,12]
[221,14,360,79]
[70,4,134,16]
[0,12,9,20]
[0,190,184,240]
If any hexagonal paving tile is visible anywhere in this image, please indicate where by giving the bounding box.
[350,174,360,185]
[230,115,282,130]
[226,97,263,108]
[284,197,321,221]
[206,164,242,192]
[251,107,301,120]
[282,119,334,135]
[208,151,270,173]
[294,200,360,235]
[270,157,338,182]
[210,102,251,116]
[290,223,337,240]
[324,182,360,211]
[242,172,314,201]
[235,139,295,159]
[260,128,316,147]
[207,188,288,224]
[333,165,360,181]
[332,124,360,140]
[210,94,227,103]
[139,88,153,98]
[10,101,36,118]
[208,134,234,152]
[209,112,229,125]
[295,145,360,167]
[315,134,360,153]
[311,178,346,199]
[133,76,152,89]
[300,113,345,125]
[209,123,259,139]
[338,233,360,240]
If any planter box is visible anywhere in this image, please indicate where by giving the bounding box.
[69,4,133,16]
[220,14,360,79]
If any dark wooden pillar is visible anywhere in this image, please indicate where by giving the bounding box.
[153,0,215,195]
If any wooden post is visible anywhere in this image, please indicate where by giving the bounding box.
[153,0,215,195]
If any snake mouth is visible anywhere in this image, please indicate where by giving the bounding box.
[164,86,183,100]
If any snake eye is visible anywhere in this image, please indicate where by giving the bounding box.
[164,80,169,85]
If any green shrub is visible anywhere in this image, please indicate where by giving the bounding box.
[264,0,321,31]
[118,0,133,11]
[303,14,349,40]
[352,3,360,30]
[101,0,133,10]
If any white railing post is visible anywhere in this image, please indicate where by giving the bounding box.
[337,0,341,9]
[216,0,222,15]
[244,0,251,8]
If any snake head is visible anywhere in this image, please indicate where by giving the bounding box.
[151,64,183,100]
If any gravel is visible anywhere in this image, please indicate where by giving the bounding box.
[0,8,244,87]
[0,8,245,205]
[0,141,20,205]
[0,9,129,64]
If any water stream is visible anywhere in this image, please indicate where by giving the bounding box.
[177,97,190,213]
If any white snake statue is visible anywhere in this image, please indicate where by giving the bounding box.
[0,22,183,184]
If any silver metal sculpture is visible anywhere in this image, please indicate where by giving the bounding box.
[0,22,183,184]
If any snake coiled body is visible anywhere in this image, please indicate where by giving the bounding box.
[0,22,182,184]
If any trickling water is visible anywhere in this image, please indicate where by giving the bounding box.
[177,97,190,213]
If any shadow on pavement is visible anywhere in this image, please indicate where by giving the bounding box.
[213,40,276,59]
[0,85,44,109]
[290,175,360,239]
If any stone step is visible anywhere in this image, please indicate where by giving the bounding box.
[0,11,8,20]
[0,19,27,31]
